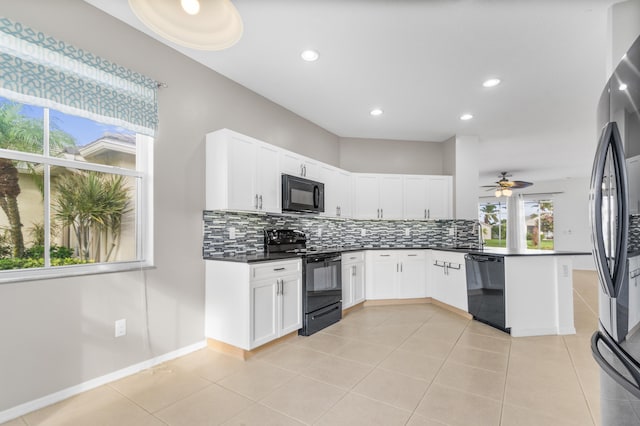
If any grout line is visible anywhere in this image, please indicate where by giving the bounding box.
[499,331,513,426]
[562,335,598,426]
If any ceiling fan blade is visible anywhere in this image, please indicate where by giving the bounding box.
[481,185,497,188]
[511,181,533,188]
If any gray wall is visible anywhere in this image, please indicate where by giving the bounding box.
[339,137,445,174]
[0,0,340,412]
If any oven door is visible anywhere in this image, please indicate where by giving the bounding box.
[304,255,342,313]
[282,174,325,213]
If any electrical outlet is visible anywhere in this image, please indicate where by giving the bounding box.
[404,228,410,237]
[317,228,322,237]
[228,227,236,240]
[115,319,127,338]
[361,228,366,236]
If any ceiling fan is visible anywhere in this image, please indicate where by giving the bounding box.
[482,172,533,197]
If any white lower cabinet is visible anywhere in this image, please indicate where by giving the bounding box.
[205,259,302,351]
[365,250,427,300]
[341,251,365,309]
[430,251,468,311]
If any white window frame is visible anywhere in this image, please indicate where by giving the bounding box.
[0,108,154,284]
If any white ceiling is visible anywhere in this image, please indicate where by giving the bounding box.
[85,0,616,184]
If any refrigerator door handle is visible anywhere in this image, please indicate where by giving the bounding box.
[592,329,640,399]
[589,121,629,298]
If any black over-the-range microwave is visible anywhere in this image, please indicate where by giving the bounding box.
[281,174,325,213]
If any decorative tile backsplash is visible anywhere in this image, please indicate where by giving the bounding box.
[203,211,480,257]
[629,214,640,252]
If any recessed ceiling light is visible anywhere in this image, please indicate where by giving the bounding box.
[301,50,319,62]
[482,78,501,88]
[180,0,200,15]
[370,108,383,116]
[619,83,628,91]
[460,113,473,121]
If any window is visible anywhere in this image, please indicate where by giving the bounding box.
[478,198,554,250]
[0,96,152,279]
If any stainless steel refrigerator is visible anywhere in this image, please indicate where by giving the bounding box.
[591,33,640,425]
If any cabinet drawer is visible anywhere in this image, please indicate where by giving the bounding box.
[251,259,301,280]
[342,251,365,264]
[400,250,426,260]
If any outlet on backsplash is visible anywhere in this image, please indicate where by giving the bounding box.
[361,228,366,237]
[228,227,236,240]
[405,228,411,236]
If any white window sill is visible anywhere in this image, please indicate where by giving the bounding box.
[0,261,155,285]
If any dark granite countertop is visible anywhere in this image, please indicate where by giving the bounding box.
[204,245,590,263]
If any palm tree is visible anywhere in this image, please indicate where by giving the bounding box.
[0,103,73,257]
[53,171,131,262]
[480,203,499,225]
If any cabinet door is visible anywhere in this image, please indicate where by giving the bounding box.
[398,253,427,298]
[302,159,320,180]
[320,165,339,217]
[403,176,428,219]
[426,176,452,219]
[379,175,404,219]
[257,144,281,213]
[353,262,365,304]
[354,175,380,219]
[228,135,258,211]
[281,152,305,177]
[337,171,353,218]
[446,262,468,311]
[279,274,302,335]
[367,253,398,299]
[250,279,278,348]
[341,263,354,309]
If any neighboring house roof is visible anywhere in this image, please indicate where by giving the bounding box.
[78,133,136,159]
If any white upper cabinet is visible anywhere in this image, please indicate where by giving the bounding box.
[426,176,453,219]
[403,175,453,220]
[281,151,320,180]
[206,129,281,213]
[319,165,352,218]
[353,174,403,219]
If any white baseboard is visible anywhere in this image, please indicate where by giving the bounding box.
[0,340,207,424]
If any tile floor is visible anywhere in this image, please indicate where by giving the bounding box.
[3,270,600,426]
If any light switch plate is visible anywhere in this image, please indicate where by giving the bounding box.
[228,227,236,240]
[361,228,366,236]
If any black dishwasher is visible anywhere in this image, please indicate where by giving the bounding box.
[464,254,509,333]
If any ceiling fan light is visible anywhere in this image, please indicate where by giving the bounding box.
[129,0,243,51]
[495,189,502,198]
[502,188,513,197]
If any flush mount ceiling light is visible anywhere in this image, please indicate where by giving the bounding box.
[482,78,501,88]
[128,0,243,51]
[301,50,319,62]
[370,108,383,116]
[460,113,473,121]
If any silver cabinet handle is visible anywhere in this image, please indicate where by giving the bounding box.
[408,254,417,257]
[380,254,391,257]
[259,195,263,209]
[400,262,403,272]
[427,209,430,219]
[352,265,356,277]
[396,263,399,272]
[255,194,259,209]
[304,165,307,176]
[274,267,285,271]
[381,208,383,218]
[424,209,427,219]
[300,164,304,176]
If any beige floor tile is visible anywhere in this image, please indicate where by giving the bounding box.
[352,368,430,411]
[302,354,373,389]
[456,331,511,354]
[351,322,422,347]
[332,339,395,365]
[222,403,305,425]
[413,322,466,343]
[292,331,352,354]
[342,308,392,327]
[435,360,506,401]
[321,320,373,340]
[258,344,332,373]
[504,374,593,425]
[314,393,412,426]
[507,353,581,393]
[501,402,589,426]
[0,419,27,426]
[415,384,502,426]
[168,348,246,382]
[154,383,253,426]
[405,413,449,426]
[260,375,346,424]
[378,349,444,381]
[399,334,456,359]
[217,360,297,401]
[465,320,511,340]
[447,345,509,373]
[108,364,211,413]
[23,386,165,426]
[509,335,570,361]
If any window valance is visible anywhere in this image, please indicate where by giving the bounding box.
[0,17,158,136]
